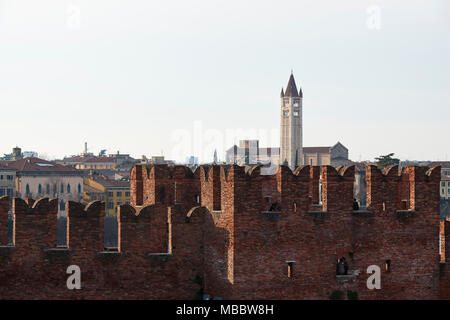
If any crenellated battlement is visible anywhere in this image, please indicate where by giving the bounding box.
[0,164,447,300]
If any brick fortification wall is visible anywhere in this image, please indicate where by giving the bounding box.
[0,164,447,299]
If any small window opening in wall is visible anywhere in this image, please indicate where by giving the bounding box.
[287,261,295,278]
[159,186,166,204]
[196,194,200,204]
[293,202,297,213]
[385,259,391,272]
[382,202,386,212]
[401,200,408,210]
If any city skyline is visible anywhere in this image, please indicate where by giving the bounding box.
[1,0,449,162]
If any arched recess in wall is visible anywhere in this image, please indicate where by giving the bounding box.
[59,200,65,211]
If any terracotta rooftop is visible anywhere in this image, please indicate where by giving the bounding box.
[63,155,115,163]
[2,157,81,174]
[91,176,130,188]
[303,146,331,154]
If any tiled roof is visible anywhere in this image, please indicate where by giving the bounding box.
[84,157,115,163]
[62,156,115,163]
[91,176,129,188]
[3,157,81,174]
[303,147,331,154]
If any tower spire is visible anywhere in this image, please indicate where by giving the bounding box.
[280,71,303,170]
[280,87,284,98]
[284,73,299,97]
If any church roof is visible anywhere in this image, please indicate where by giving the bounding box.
[284,73,299,97]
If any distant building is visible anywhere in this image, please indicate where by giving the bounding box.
[280,73,303,169]
[0,164,16,201]
[1,157,84,215]
[1,147,23,161]
[186,156,199,165]
[225,140,350,168]
[59,155,116,170]
[429,162,450,200]
[22,151,38,158]
[83,176,130,215]
[303,142,351,167]
[143,156,175,166]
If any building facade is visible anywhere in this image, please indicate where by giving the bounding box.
[280,73,303,169]
[3,157,83,215]
[83,176,130,215]
[226,141,350,168]
[0,165,16,201]
[430,162,450,200]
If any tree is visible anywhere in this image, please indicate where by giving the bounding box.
[375,153,400,169]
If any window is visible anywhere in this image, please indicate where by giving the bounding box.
[0,188,4,196]
[293,111,299,117]
[442,182,446,187]
[53,184,57,195]
[78,184,81,194]
[159,186,166,204]
[26,184,30,195]
[287,261,295,278]
[67,184,71,194]
[46,184,50,194]
[60,183,64,194]
[108,192,113,197]
[385,260,391,272]
[100,195,105,201]
[440,234,442,255]
[107,202,114,209]
[6,175,13,180]
[38,184,42,194]
[125,191,130,197]
[59,200,66,211]
[0,175,3,180]
[116,192,122,197]
[283,110,289,117]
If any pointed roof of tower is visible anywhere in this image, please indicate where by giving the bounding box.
[280,88,285,98]
[299,87,303,98]
[284,73,299,97]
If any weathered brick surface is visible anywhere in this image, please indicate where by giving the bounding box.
[0,196,9,246]
[0,164,446,299]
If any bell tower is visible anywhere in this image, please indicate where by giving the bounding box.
[280,72,303,169]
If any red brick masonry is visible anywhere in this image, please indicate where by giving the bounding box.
[0,164,446,299]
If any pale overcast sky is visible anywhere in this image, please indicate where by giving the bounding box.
[0,0,449,162]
